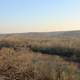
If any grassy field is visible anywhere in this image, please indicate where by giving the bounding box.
[0,35,80,80]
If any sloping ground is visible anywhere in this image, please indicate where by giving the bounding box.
[13,30,80,37]
[1,30,80,38]
[0,35,80,80]
[0,36,80,63]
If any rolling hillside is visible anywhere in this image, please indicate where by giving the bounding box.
[0,30,80,38]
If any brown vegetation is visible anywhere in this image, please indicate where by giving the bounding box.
[0,36,79,80]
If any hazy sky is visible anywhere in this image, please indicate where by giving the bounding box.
[0,0,80,33]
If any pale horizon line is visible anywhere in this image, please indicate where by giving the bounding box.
[0,29,80,34]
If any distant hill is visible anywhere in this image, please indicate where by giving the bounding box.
[19,30,80,37]
[0,30,80,38]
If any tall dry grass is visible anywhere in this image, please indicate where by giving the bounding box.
[0,48,79,80]
[0,36,79,80]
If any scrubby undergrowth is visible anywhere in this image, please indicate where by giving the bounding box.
[0,48,79,80]
[0,37,80,80]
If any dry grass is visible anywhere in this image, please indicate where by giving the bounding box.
[0,48,79,80]
[0,36,79,80]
